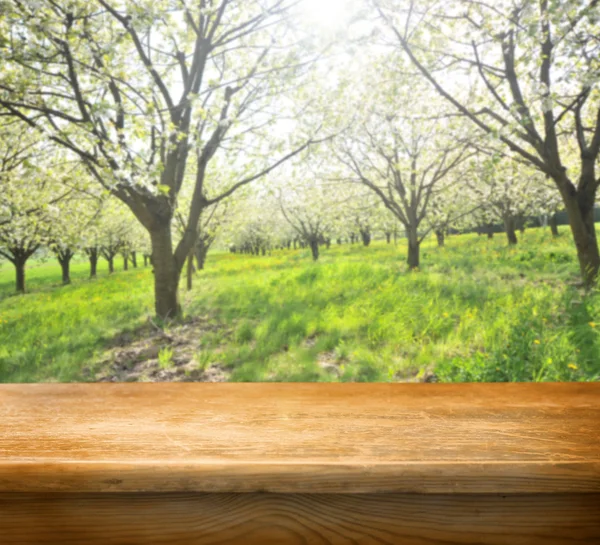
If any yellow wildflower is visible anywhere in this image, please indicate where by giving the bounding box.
[568,363,578,370]
[589,322,597,328]
[533,339,540,345]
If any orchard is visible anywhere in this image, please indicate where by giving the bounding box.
[1,0,599,383]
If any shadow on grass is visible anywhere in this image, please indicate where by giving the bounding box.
[188,264,498,383]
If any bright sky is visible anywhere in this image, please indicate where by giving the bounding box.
[301,0,349,30]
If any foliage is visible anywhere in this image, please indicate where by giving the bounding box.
[0,0,328,317]
[373,0,600,283]
[0,0,599,383]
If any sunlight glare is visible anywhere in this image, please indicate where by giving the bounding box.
[301,0,348,30]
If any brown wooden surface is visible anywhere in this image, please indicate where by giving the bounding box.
[0,383,599,494]
[2,492,600,545]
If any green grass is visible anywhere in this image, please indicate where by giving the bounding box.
[0,258,153,381]
[1,228,600,383]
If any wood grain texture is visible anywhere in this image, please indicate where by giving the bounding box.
[0,383,599,493]
[2,492,600,545]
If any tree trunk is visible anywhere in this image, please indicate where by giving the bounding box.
[485,224,494,239]
[503,215,518,245]
[89,256,97,279]
[15,259,25,293]
[131,251,138,268]
[393,229,398,245]
[435,230,445,247]
[550,214,560,237]
[407,228,420,269]
[195,241,208,271]
[108,256,114,274]
[88,249,98,279]
[123,254,129,271]
[58,257,71,285]
[407,241,420,269]
[385,232,391,244]
[360,230,371,247]
[143,255,149,267]
[561,182,600,287]
[150,224,181,320]
[186,250,194,291]
[309,238,319,261]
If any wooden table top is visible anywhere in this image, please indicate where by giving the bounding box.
[0,383,598,494]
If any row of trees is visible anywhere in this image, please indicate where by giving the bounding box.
[1,0,599,318]
[372,0,600,282]
[0,132,225,292]
[220,166,563,267]
[1,0,330,317]
[0,120,570,292]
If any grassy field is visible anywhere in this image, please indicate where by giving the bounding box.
[1,228,599,383]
